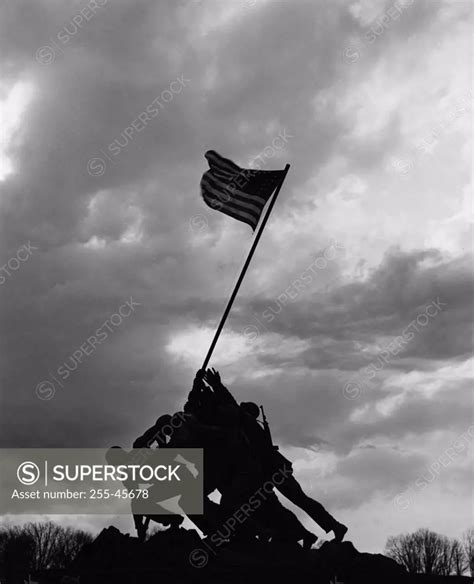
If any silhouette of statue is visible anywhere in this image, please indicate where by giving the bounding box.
[127,367,348,548]
[202,368,348,543]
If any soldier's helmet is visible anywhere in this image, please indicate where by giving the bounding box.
[155,414,172,433]
[240,401,260,418]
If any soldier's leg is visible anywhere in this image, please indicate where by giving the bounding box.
[277,474,347,541]
[187,498,223,535]
[260,493,317,549]
[133,514,147,542]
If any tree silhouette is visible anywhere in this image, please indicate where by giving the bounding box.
[385,527,470,576]
[449,538,468,576]
[0,521,93,575]
[463,527,474,577]
[0,527,35,583]
[385,531,422,574]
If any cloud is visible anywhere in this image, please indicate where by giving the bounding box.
[233,248,473,370]
[0,0,471,551]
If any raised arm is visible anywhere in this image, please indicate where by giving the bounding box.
[203,368,238,407]
[184,369,206,414]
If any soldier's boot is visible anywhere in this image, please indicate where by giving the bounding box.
[333,522,348,543]
[277,474,348,542]
[302,532,318,550]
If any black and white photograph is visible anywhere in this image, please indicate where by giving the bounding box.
[0,0,472,582]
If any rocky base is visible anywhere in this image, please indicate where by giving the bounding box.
[70,525,406,583]
[20,526,473,584]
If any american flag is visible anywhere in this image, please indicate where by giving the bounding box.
[200,150,286,230]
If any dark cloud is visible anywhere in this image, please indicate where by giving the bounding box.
[0,0,471,550]
[235,248,473,371]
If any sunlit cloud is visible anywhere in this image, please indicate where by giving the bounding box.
[0,80,34,181]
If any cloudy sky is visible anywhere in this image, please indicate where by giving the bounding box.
[0,0,472,552]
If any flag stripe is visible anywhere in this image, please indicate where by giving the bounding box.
[201,185,260,221]
[201,180,262,219]
[203,195,258,229]
[210,169,263,196]
[203,199,258,229]
[200,150,285,231]
[202,195,259,226]
[202,173,267,212]
[203,170,268,206]
[202,190,260,227]
[220,211,256,229]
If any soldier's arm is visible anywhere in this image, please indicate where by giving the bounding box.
[184,369,205,413]
[204,368,238,406]
[133,424,161,448]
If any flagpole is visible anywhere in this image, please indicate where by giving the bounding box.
[202,163,290,370]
